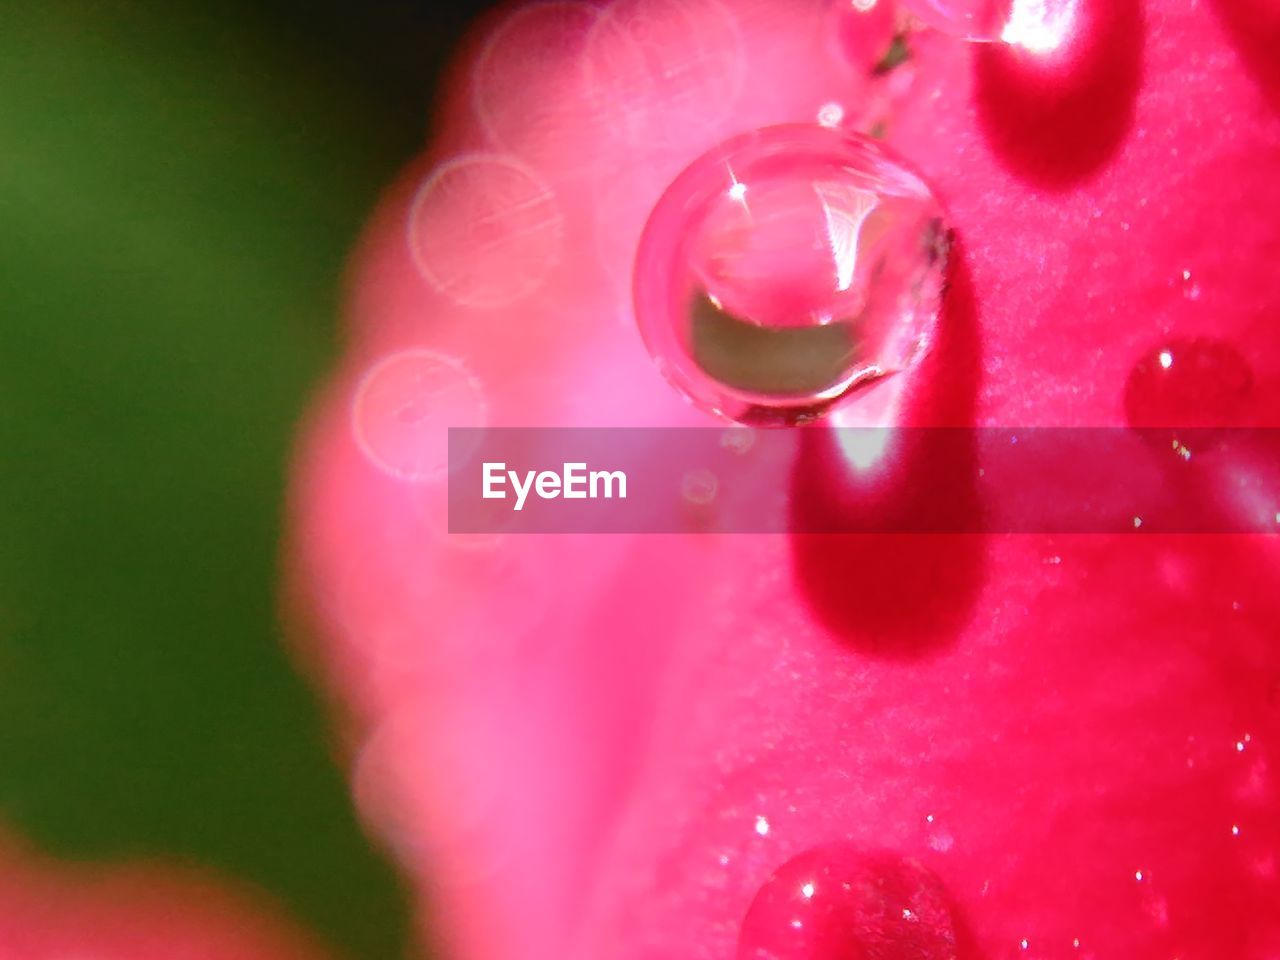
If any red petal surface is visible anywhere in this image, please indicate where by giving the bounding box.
[288,1,1280,958]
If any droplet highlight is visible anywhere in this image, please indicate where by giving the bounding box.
[737,846,957,960]
[634,124,950,424]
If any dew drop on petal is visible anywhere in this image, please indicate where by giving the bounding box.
[352,349,487,482]
[1123,337,1253,454]
[634,124,950,424]
[737,846,957,960]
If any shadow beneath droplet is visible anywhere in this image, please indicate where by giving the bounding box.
[974,0,1144,189]
[1211,0,1280,111]
[788,247,986,660]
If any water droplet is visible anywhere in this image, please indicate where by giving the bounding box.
[1179,268,1202,301]
[352,350,487,482]
[634,124,950,424]
[1123,338,1253,452]
[737,846,956,960]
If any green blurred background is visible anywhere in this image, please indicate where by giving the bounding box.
[0,2,491,956]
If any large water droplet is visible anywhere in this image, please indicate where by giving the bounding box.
[634,124,950,424]
[738,846,957,960]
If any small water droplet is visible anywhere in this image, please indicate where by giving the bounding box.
[635,124,950,424]
[737,846,956,960]
[1179,268,1203,301]
[1123,337,1253,455]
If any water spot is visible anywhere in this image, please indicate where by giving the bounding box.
[408,154,564,308]
[352,349,487,482]
[634,124,949,424]
[1180,268,1203,301]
